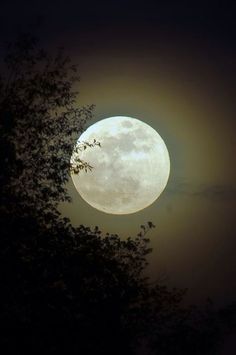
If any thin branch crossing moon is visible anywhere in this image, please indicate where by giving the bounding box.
[71,116,170,214]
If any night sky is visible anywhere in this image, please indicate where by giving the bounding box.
[1,0,236,343]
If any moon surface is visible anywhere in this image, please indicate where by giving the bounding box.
[71,116,170,214]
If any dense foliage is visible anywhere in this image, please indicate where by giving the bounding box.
[0,34,94,218]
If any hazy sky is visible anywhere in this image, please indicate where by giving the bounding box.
[62,31,236,306]
[1,0,236,308]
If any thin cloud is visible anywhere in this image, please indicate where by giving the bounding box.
[166,179,236,201]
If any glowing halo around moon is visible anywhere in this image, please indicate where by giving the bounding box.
[71,116,170,214]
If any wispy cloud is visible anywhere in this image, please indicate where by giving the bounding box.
[166,178,236,201]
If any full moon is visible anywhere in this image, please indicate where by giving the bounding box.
[71,116,170,214]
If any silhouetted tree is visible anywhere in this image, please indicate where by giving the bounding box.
[0,33,95,221]
[0,34,234,355]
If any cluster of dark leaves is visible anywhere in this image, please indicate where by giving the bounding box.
[0,34,235,355]
[0,33,94,218]
[70,139,101,174]
[0,209,154,354]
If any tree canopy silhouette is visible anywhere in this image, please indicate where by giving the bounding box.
[0,33,94,220]
[0,34,234,355]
